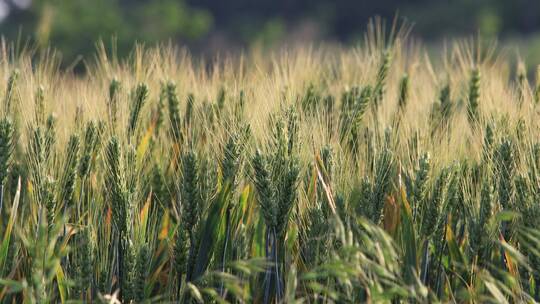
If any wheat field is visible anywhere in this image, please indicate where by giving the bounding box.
[0,23,539,303]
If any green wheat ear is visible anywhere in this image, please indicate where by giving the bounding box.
[369,144,394,224]
[320,145,334,181]
[276,157,300,236]
[34,85,46,126]
[471,177,495,260]
[216,86,226,112]
[3,69,19,116]
[495,138,515,211]
[439,84,452,120]
[74,227,93,299]
[44,114,57,159]
[421,168,449,238]
[300,83,322,114]
[323,94,335,135]
[134,243,150,302]
[222,134,241,186]
[482,123,495,160]
[516,61,527,104]
[58,134,80,208]
[467,67,481,126]
[174,220,189,279]
[429,83,453,135]
[184,93,195,135]
[79,121,98,178]
[128,83,149,139]
[105,136,127,236]
[286,107,299,155]
[152,83,166,136]
[234,89,246,121]
[373,50,392,107]
[221,125,249,188]
[252,150,277,228]
[181,150,201,232]
[413,152,430,218]
[0,118,14,186]
[0,118,13,214]
[398,73,409,110]
[339,86,371,153]
[43,175,56,230]
[108,78,121,130]
[123,243,136,302]
[166,81,182,143]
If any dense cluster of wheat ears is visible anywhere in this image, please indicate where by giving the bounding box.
[0,20,540,303]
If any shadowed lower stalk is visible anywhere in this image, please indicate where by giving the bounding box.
[435,216,448,297]
[262,228,283,303]
[174,220,188,300]
[219,207,231,297]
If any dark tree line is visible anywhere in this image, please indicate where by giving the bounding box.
[1,0,539,64]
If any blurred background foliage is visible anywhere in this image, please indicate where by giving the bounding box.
[1,0,540,68]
